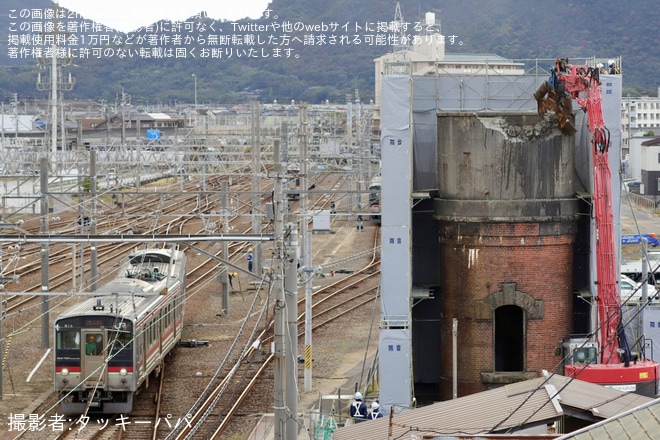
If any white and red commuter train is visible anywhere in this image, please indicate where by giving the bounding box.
[54,246,187,414]
[368,174,382,224]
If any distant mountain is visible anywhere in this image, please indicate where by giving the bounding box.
[1,0,658,105]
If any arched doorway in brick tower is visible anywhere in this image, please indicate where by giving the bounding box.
[494,305,524,371]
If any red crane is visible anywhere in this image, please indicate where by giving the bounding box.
[537,58,659,395]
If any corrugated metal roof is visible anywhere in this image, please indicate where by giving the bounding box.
[331,375,654,440]
[641,137,660,147]
[556,398,660,440]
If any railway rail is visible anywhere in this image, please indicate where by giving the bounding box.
[1,169,363,440]
[164,226,380,439]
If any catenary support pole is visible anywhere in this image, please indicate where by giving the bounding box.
[285,216,298,440]
[222,181,230,315]
[300,103,313,391]
[273,138,287,440]
[90,151,98,292]
[40,158,50,349]
[452,318,458,399]
[251,101,262,277]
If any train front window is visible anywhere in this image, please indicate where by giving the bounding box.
[369,189,380,205]
[85,333,103,356]
[56,329,80,350]
[109,331,132,353]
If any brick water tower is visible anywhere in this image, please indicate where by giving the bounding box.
[434,113,579,399]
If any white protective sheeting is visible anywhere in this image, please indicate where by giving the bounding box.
[378,329,412,415]
[379,75,413,412]
[642,306,660,363]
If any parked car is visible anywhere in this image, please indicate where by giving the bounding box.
[620,273,659,303]
[626,181,641,194]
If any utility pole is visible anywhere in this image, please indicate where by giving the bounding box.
[300,103,314,391]
[36,16,74,157]
[221,181,230,315]
[0,222,20,398]
[355,90,363,211]
[12,94,18,139]
[284,103,307,434]
[39,158,49,349]
[89,151,98,291]
[119,89,130,146]
[346,94,354,224]
[284,216,298,439]
[272,138,287,440]
[50,48,57,154]
[192,73,197,129]
[251,101,262,277]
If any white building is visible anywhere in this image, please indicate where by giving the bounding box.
[372,12,525,123]
[621,88,660,151]
[626,135,660,196]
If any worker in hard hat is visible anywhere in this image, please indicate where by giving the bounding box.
[369,401,383,419]
[350,391,368,423]
[607,59,620,74]
[247,248,253,272]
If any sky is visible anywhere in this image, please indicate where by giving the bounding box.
[57,0,273,33]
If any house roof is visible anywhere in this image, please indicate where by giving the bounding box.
[146,112,172,119]
[331,374,654,440]
[556,397,660,440]
[641,137,660,146]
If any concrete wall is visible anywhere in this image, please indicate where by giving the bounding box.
[434,113,579,398]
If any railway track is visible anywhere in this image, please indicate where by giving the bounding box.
[1,170,360,440]
[162,226,380,439]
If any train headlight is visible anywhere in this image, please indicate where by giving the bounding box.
[120,368,128,376]
[61,368,69,376]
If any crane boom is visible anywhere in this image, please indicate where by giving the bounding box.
[539,58,659,395]
[558,61,620,363]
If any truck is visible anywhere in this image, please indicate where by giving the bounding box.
[536,58,659,396]
[621,250,660,284]
[621,235,660,283]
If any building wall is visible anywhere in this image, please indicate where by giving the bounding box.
[434,113,578,398]
[621,95,660,150]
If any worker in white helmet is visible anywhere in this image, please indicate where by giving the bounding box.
[369,401,383,419]
[608,59,620,74]
[350,391,368,423]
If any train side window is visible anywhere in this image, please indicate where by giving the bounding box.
[57,329,80,350]
[85,333,103,356]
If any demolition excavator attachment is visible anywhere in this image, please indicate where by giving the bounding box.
[534,57,577,135]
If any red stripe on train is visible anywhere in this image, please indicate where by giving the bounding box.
[55,366,81,373]
[108,366,134,373]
